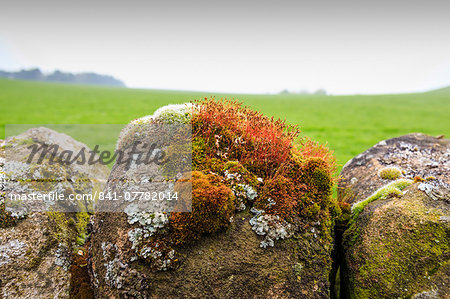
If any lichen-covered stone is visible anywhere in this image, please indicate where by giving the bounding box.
[338,133,450,298]
[90,100,339,298]
[0,128,109,298]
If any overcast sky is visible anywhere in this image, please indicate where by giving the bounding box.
[1,0,449,94]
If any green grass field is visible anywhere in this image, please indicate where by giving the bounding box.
[1,78,449,172]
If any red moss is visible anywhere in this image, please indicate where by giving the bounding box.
[255,175,304,220]
[190,98,338,223]
[296,137,336,173]
[170,171,235,245]
[192,98,300,177]
[414,176,425,183]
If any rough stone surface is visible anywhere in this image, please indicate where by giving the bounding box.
[90,103,336,298]
[340,133,449,205]
[0,127,109,298]
[91,210,332,298]
[339,133,449,298]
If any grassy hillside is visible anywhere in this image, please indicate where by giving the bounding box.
[1,78,449,171]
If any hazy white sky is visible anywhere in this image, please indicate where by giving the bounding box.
[1,0,449,94]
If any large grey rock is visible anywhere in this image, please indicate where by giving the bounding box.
[89,104,337,298]
[339,133,449,298]
[0,127,109,298]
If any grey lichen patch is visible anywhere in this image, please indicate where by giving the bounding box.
[124,204,169,232]
[0,239,27,267]
[54,243,71,271]
[2,161,30,181]
[222,162,260,212]
[239,184,258,201]
[411,288,438,298]
[102,242,126,289]
[418,180,450,202]
[231,184,258,211]
[124,203,175,270]
[249,208,295,248]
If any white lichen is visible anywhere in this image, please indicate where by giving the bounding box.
[2,161,30,181]
[0,239,27,266]
[249,212,294,248]
[54,243,71,271]
[238,184,258,201]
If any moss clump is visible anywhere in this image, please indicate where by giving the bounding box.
[169,171,235,245]
[351,179,412,222]
[127,99,338,264]
[191,98,302,177]
[343,190,449,298]
[377,166,402,180]
[301,157,334,203]
[47,212,75,243]
[189,98,338,242]
[157,110,191,124]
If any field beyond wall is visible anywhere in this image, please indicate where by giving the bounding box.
[1,78,449,172]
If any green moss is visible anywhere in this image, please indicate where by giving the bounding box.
[378,167,402,180]
[303,203,321,217]
[312,168,333,198]
[301,157,334,201]
[192,137,207,169]
[344,190,449,298]
[351,179,413,222]
[158,110,191,124]
[74,212,90,246]
[47,212,75,244]
[351,222,448,298]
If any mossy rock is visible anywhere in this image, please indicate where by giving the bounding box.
[0,127,110,298]
[342,187,449,298]
[338,133,449,298]
[90,100,339,298]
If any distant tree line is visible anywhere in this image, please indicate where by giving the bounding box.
[279,88,327,95]
[0,68,125,87]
